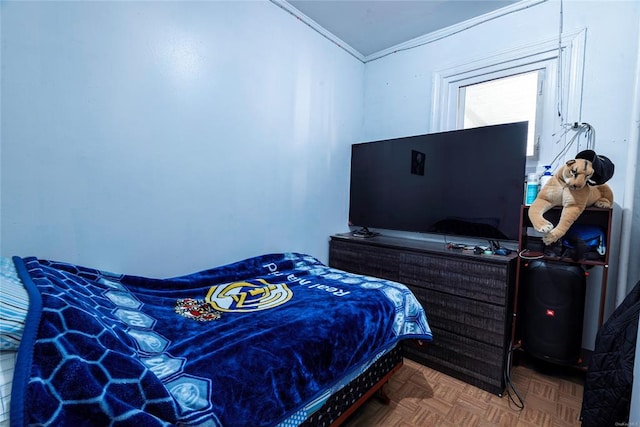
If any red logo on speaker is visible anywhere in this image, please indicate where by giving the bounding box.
[546,309,555,317]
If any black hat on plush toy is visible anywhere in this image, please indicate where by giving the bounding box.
[576,149,615,185]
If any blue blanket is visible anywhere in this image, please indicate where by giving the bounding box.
[11,253,431,427]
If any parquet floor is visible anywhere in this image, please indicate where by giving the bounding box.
[343,357,585,427]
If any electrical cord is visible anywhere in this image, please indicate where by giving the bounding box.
[518,249,545,260]
[548,122,596,172]
[503,346,525,410]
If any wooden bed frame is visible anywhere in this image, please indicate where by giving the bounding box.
[300,343,404,426]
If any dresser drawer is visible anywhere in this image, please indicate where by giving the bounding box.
[400,253,509,305]
[408,285,508,346]
[329,240,400,282]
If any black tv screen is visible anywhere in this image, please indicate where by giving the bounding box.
[348,122,528,242]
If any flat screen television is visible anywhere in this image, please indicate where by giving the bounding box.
[348,122,528,242]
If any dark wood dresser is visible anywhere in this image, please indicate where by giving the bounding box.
[328,233,518,395]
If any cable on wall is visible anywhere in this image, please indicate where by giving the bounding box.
[365,0,548,63]
[269,0,364,62]
[271,0,548,64]
[556,0,565,124]
[547,122,596,171]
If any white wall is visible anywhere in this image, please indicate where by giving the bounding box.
[362,0,640,349]
[0,1,364,277]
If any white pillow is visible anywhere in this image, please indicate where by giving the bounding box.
[0,257,29,351]
[0,350,17,425]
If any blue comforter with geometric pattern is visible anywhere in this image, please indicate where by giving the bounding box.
[11,253,431,427]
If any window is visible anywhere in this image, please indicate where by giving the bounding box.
[459,70,544,157]
[431,29,586,163]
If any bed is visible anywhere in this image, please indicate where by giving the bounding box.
[0,252,432,426]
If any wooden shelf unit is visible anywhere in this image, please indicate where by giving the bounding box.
[515,205,612,328]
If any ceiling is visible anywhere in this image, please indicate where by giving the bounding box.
[286,0,521,58]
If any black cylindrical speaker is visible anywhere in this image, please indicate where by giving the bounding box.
[519,260,586,365]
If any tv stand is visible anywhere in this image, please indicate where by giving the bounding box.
[328,233,517,396]
[350,227,380,238]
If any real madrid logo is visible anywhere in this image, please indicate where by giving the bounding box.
[206,278,292,312]
[175,279,293,321]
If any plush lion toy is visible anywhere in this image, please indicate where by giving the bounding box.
[528,150,614,245]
